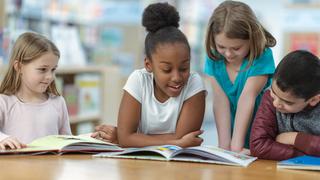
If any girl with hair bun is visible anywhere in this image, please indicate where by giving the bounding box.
[93,2,206,148]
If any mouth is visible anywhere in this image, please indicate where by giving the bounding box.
[168,84,183,94]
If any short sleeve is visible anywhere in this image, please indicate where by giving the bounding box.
[123,70,143,103]
[249,48,275,77]
[0,95,9,141]
[184,73,207,100]
[59,96,72,135]
[204,55,216,77]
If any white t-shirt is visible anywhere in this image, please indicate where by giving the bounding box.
[123,68,206,135]
[0,94,71,143]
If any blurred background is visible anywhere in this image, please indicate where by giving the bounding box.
[0,0,319,145]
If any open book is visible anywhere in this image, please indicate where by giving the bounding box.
[0,135,123,155]
[277,155,320,171]
[93,145,257,167]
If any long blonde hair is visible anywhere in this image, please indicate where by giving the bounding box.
[205,0,276,64]
[0,32,60,95]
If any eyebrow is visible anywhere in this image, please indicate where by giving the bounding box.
[270,86,294,104]
[159,59,190,64]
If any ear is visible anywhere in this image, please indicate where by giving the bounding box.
[13,60,22,72]
[308,94,320,107]
[144,57,153,72]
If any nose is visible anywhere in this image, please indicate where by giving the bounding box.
[225,49,233,58]
[45,71,55,81]
[273,98,283,109]
[172,70,182,83]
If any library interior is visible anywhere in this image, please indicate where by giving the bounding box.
[1,0,320,144]
[0,0,320,179]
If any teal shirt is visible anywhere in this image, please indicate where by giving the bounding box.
[204,48,275,148]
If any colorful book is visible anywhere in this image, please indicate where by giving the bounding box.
[93,145,257,167]
[0,135,123,155]
[277,155,320,171]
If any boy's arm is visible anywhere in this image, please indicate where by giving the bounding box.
[209,77,232,150]
[231,75,268,152]
[294,132,320,156]
[250,90,304,160]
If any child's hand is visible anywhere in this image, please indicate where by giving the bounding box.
[178,130,204,148]
[91,124,118,144]
[0,137,26,150]
[239,148,251,155]
[276,132,298,145]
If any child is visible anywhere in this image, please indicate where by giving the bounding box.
[250,50,320,160]
[94,2,206,148]
[0,32,71,150]
[204,1,276,153]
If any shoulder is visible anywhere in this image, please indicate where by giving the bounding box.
[48,94,67,105]
[128,68,152,82]
[188,72,204,84]
[0,94,18,105]
[204,55,224,76]
[253,48,274,64]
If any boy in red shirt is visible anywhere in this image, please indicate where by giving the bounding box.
[250,50,320,160]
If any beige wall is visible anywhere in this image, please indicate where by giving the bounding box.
[0,0,4,29]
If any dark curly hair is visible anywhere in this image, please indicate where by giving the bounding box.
[142,2,190,60]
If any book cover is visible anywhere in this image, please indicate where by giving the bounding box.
[75,73,101,117]
[0,134,123,155]
[277,155,320,171]
[93,145,257,167]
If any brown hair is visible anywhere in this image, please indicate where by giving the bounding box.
[0,32,60,95]
[205,0,276,64]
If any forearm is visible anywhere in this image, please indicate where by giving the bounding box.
[118,132,180,148]
[231,96,255,150]
[213,99,231,148]
[294,132,320,156]
[0,132,9,142]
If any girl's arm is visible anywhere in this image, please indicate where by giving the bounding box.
[231,75,268,152]
[209,77,232,150]
[150,90,206,139]
[117,91,205,148]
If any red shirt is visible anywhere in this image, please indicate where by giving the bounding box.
[250,90,320,160]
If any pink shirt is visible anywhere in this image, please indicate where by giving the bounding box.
[0,94,71,143]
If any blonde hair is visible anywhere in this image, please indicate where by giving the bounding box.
[0,32,60,95]
[205,0,276,64]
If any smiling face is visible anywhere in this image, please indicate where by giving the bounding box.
[145,42,190,102]
[214,32,250,65]
[270,80,319,113]
[17,52,59,99]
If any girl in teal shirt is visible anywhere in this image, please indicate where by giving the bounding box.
[204,1,276,153]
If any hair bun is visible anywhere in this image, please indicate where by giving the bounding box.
[142,2,180,33]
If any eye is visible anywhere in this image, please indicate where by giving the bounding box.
[162,69,171,73]
[37,68,47,72]
[179,67,189,72]
[52,68,57,72]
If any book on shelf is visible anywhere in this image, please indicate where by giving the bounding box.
[0,134,123,155]
[75,73,101,117]
[93,145,257,167]
[277,155,320,171]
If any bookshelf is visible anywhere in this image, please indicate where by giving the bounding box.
[56,65,124,134]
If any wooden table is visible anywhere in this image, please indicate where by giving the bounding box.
[0,155,319,180]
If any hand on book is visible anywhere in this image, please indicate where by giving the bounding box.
[177,130,204,148]
[91,124,118,144]
[0,136,27,150]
